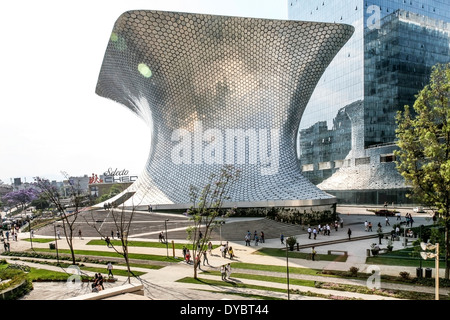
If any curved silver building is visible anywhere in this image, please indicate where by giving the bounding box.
[95,10,353,210]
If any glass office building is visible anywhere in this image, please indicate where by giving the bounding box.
[289,0,450,204]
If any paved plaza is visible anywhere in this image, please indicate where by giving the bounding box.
[1,205,445,302]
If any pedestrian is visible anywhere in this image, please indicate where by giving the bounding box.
[395,226,400,236]
[78,229,82,239]
[347,228,352,240]
[260,231,265,243]
[313,227,317,239]
[340,218,344,228]
[368,222,373,232]
[311,246,316,261]
[57,230,61,239]
[107,262,113,277]
[6,231,9,241]
[254,234,259,246]
[199,230,203,240]
[226,263,232,279]
[207,241,213,254]
[280,234,284,244]
[410,216,414,227]
[203,250,209,266]
[220,244,226,257]
[220,264,226,281]
[326,224,331,236]
[385,216,390,226]
[396,212,401,221]
[3,241,7,252]
[111,230,114,239]
[116,230,120,239]
[185,249,191,263]
[307,227,312,239]
[182,246,187,260]
[364,220,368,232]
[105,236,111,248]
[334,221,338,232]
[228,246,234,259]
[225,241,229,256]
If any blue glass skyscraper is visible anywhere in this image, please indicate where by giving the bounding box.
[289,0,450,204]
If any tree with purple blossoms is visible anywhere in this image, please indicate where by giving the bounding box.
[3,188,39,214]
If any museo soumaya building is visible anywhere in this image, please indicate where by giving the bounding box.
[289,0,450,205]
[95,9,354,211]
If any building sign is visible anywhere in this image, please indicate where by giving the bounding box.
[88,168,138,184]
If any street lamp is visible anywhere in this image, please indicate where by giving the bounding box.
[53,224,61,265]
[285,240,290,300]
[420,242,440,300]
[164,219,169,258]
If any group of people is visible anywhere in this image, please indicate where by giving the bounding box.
[220,263,232,281]
[91,273,105,292]
[307,220,342,240]
[219,241,234,259]
[364,220,374,232]
[244,230,264,246]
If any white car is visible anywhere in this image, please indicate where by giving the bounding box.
[413,206,425,213]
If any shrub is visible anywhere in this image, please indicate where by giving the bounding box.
[286,236,297,251]
[349,266,359,277]
[399,271,410,280]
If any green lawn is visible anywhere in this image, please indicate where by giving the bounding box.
[255,247,348,262]
[32,247,183,263]
[366,247,447,269]
[86,239,219,250]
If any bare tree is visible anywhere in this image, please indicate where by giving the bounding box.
[85,191,138,284]
[34,173,87,265]
[186,165,240,279]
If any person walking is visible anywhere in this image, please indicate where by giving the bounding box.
[107,262,113,278]
[226,263,232,280]
[260,231,265,243]
[220,264,226,281]
[347,228,352,240]
[254,234,259,246]
[105,236,112,248]
[313,227,317,240]
[364,220,368,232]
[311,246,316,261]
[280,234,284,244]
[368,222,373,232]
[307,227,312,239]
[78,229,82,240]
[207,241,213,254]
[385,216,390,226]
[203,250,209,266]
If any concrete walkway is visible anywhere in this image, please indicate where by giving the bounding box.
[3,209,447,301]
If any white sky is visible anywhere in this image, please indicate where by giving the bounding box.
[0,0,288,184]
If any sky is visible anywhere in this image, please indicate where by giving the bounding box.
[0,0,288,184]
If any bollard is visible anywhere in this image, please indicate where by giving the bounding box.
[172,240,175,258]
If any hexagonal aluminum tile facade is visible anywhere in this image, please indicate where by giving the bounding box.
[95,10,354,210]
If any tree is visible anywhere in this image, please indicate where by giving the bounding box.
[34,174,86,265]
[186,165,240,279]
[86,191,137,284]
[3,188,39,214]
[394,62,450,279]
